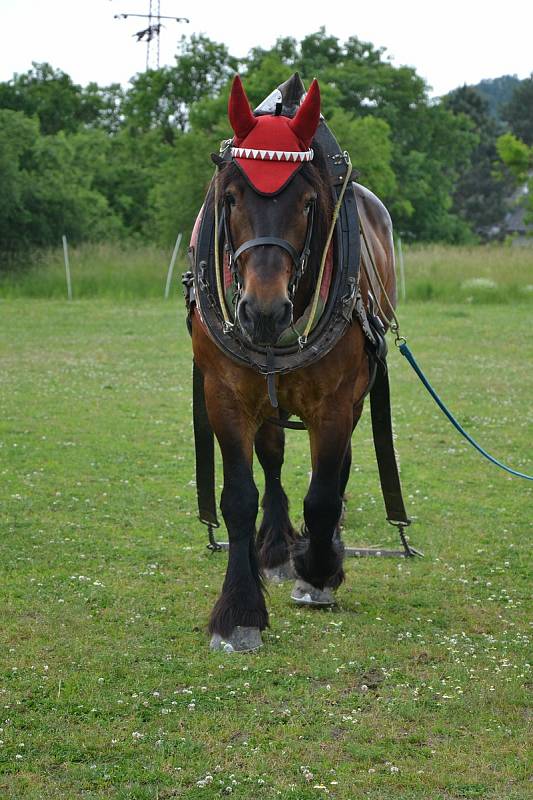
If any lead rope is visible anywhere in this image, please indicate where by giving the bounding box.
[359,217,533,481]
[298,152,353,347]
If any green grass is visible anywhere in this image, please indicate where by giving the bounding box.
[1,241,533,303]
[0,298,532,799]
[0,242,188,300]
[400,242,533,303]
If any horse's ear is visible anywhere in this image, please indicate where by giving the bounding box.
[228,75,257,140]
[289,79,320,146]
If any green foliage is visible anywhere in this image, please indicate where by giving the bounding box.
[496,132,532,180]
[123,35,238,142]
[443,86,508,239]
[496,133,533,228]
[0,30,517,261]
[0,62,95,135]
[503,74,533,145]
[471,74,521,121]
[328,110,396,198]
[389,104,477,242]
[0,110,122,263]
[147,131,218,246]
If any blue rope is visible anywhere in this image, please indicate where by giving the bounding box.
[399,342,533,481]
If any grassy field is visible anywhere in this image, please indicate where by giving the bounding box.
[1,241,533,304]
[0,243,176,300]
[0,296,532,799]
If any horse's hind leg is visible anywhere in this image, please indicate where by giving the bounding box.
[291,409,352,606]
[255,419,297,581]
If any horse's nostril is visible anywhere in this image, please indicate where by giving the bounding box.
[239,299,251,324]
[237,296,293,344]
[277,300,293,329]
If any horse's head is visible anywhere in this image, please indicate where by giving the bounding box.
[219,76,328,346]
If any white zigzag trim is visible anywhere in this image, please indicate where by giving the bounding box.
[231,147,314,162]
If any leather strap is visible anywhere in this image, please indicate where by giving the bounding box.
[233,236,300,265]
[369,362,411,526]
[192,353,411,549]
[192,361,219,528]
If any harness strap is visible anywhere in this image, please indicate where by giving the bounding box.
[192,353,416,554]
[192,361,220,534]
[233,236,299,266]
[369,362,411,526]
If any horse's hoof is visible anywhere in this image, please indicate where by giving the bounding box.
[209,626,263,653]
[290,579,335,606]
[263,561,295,583]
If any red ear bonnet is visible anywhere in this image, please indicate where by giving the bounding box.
[228,75,257,140]
[289,79,321,147]
[227,76,321,195]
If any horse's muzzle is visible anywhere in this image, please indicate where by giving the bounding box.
[237,296,293,345]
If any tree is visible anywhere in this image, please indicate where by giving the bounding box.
[389,104,476,242]
[443,86,508,238]
[0,109,122,263]
[472,75,521,122]
[80,82,126,134]
[146,130,218,246]
[496,132,531,181]
[0,63,93,134]
[497,133,533,229]
[503,75,533,145]
[328,110,396,198]
[123,35,238,141]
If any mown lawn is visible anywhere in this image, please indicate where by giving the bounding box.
[0,298,531,799]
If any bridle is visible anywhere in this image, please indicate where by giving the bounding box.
[220,190,316,301]
[212,145,353,347]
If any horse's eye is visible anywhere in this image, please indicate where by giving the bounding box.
[225,192,236,207]
[304,196,316,216]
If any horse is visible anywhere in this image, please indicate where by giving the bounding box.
[189,75,397,651]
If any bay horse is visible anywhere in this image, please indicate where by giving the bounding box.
[190,76,397,651]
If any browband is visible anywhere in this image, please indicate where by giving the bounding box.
[231,147,314,162]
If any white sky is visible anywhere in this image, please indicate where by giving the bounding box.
[1,0,532,97]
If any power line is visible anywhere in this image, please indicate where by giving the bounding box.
[113,2,190,70]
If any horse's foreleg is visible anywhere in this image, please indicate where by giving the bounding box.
[291,409,352,604]
[204,381,268,651]
[255,419,296,579]
[339,400,365,521]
